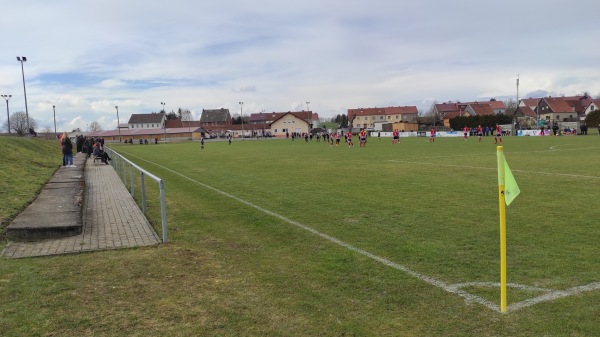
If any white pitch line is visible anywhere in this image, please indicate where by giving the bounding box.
[449,282,553,293]
[400,146,600,161]
[122,151,600,313]
[387,160,600,179]
[507,282,600,312]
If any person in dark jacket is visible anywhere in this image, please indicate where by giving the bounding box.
[61,132,75,167]
[93,143,111,164]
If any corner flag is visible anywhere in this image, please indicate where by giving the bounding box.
[497,147,520,206]
[496,146,519,313]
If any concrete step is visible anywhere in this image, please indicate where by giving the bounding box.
[6,153,86,242]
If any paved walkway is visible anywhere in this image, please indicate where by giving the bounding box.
[2,156,161,259]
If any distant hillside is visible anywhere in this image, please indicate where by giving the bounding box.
[0,137,61,234]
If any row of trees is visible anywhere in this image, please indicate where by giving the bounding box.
[2,106,194,137]
[2,111,38,136]
[330,114,350,127]
[1,111,107,136]
[163,107,193,123]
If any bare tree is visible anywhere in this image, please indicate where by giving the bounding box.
[180,109,193,139]
[423,100,440,128]
[503,98,518,116]
[88,121,103,132]
[7,111,37,136]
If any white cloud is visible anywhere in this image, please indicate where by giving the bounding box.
[99,79,126,88]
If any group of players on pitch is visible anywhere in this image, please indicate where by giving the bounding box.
[328,129,369,147]
[328,124,505,147]
[428,124,504,144]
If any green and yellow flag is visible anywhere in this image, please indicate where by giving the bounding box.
[497,147,520,206]
[496,146,519,312]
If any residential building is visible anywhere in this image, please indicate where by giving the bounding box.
[442,110,470,129]
[519,98,541,110]
[200,108,232,128]
[347,106,418,129]
[583,99,600,117]
[464,103,495,116]
[538,97,577,124]
[486,99,507,114]
[127,113,166,130]
[249,111,319,128]
[514,106,537,127]
[270,112,312,136]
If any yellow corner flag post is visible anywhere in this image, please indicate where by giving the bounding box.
[497,146,520,313]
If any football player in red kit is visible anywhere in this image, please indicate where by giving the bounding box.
[495,124,503,144]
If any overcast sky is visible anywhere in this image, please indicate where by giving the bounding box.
[1,0,599,132]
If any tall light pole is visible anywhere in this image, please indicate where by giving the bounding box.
[306,101,313,131]
[52,105,57,137]
[16,56,30,134]
[161,102,167,143]
[115,105,121,142]
[261,109,265,138]
[239,101,244,140]
[1,95,11,135]
[187,110,192,140]
[514,74,519,136]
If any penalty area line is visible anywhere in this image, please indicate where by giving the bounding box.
[387,160,600,179]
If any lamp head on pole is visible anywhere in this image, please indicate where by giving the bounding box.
[17,56,27,62]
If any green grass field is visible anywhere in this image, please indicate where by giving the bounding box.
[1,134,600,336]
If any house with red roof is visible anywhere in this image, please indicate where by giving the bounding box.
[433,102,461,119]
[538,97,578,124]
[270,111,315,137]
[519,98,541,110]
[347,106,418,130]
[464,103,495,116]
[583,99,600,118]
[514,105,537,127]
[442,110,470,128]
[486,99,507,114]
[562,94,594,120]
[249,111,319,126]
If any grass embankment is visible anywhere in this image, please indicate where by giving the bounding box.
[0,137,61,239]
[1,135,599,336]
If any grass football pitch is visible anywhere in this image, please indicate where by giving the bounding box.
[1,134,599,336]
[112,134,600,335]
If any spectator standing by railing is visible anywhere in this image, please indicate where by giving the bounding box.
[61,132,75,168]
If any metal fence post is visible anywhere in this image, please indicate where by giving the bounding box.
[141,172,146,213]
[130,164,134,196]
[121,158,126,182]
[159,179,168,242]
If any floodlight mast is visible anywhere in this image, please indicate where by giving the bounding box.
[115,106,121,142]
[17,56,30,134]
[1,95,12,135]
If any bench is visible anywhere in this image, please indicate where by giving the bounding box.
[93,155,103,164]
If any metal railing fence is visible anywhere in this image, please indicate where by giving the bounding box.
[105,147,168,242]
